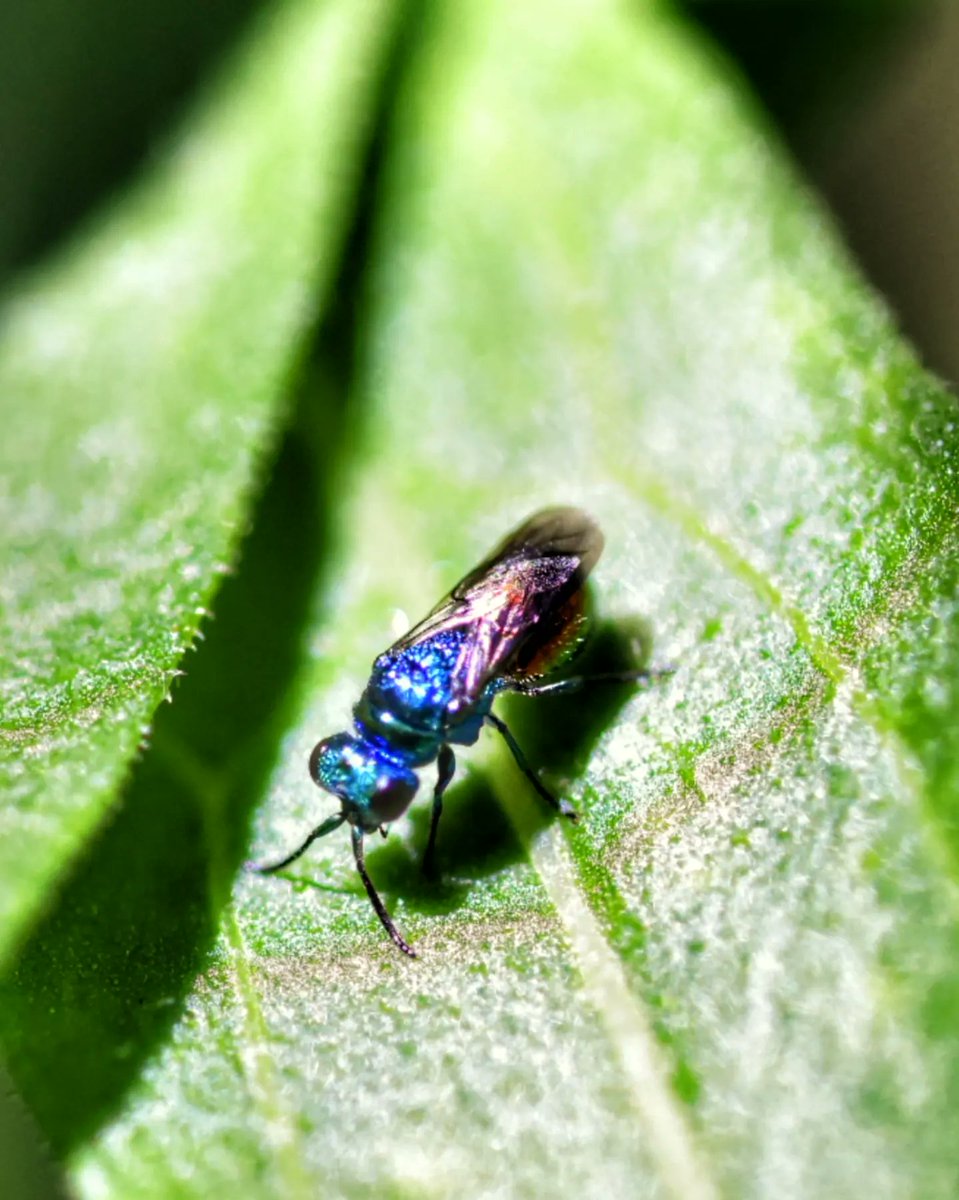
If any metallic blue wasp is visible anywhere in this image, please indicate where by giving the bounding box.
[254,507,655,956]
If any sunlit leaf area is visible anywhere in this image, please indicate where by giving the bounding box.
[1,2,957,1197]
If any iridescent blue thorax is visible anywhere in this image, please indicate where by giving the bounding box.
[310,628,501,835]
[354,627,496,764]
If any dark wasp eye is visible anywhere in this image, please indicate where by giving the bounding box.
[308,732,355,797]
[371,775,417,823]
[308,740,326,784]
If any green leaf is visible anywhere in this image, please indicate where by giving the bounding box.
[0,0,396,967]
[3,1,959,1197]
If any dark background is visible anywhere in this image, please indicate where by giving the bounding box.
[0,1,956,384]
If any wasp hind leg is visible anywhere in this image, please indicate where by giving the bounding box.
[509,664,674,699]
[486,711,577,822]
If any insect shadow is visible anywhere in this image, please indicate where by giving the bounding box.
[355,613,659,916]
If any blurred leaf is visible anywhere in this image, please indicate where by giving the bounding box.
[0,0,267,278]
[2,1,959,1198]
[0,0,398,969]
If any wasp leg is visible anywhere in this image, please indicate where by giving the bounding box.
[510,664,675,698]
[248,812,345,873]
[486,712,577,821]
[424,744,456,879]
[352,825,416,958]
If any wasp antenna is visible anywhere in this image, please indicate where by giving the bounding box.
[251,812,346,874]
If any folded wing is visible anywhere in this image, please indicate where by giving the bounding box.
[390,507,604,710]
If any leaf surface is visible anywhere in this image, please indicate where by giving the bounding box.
[2,1,958,1197]
[0,0,396,966]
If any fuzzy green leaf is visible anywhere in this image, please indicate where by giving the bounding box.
[2,2,958,1198]
[0,0,396,967]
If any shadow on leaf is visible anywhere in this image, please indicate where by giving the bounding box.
[364,614,661,917]
[505,614,660,785]
[0,6,425,1155]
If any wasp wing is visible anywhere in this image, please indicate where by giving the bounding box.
[391,507,604,709]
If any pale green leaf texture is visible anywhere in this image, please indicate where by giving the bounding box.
[2,1,959,1198]
[0,0,395,965]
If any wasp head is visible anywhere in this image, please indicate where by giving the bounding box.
[309,733,419,831]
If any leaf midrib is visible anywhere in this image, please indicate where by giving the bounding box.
[149,726,315,1196]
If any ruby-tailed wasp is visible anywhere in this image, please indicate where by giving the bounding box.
[253,507,664,956]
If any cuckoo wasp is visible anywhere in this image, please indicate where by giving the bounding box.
[254,507,662,956]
